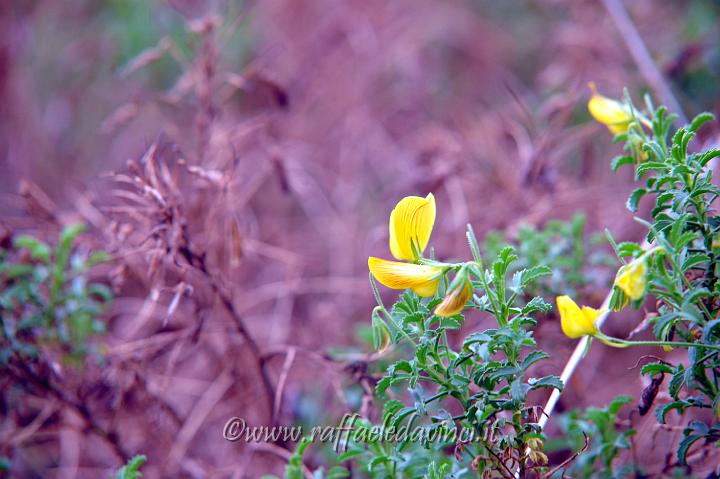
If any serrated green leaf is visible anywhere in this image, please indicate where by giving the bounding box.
[610,155,635,171]
[527,375,563,391]
[626,188,646,213]
[676,433,704,465]
[640,362,673,376]
[13,235,51,263]
[115,454,147,479]
[688,112,714,132]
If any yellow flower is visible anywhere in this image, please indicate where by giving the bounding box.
[369,194,442,297]
[368,257,442,297]
[614,259,647,301]
[389,193,436,261]
[587,82,632,135]
[435,281,472,317]
[556,295,603,339]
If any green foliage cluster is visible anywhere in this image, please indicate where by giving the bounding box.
[484,214,609,298]
[554,395,639,478]
[269,227,562,478]
[114,454,147,479]
[0,224,112,363]
[606,99,720,466]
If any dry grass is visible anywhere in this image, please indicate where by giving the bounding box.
[1,0,719,477]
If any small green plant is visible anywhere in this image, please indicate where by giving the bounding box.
[484,214,609,298]
[554,395,639,478]
[0,224,112,363]
[339,194,561,478]
[114,454,147,479]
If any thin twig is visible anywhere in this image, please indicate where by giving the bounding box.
[601,0,688,124]
[273,347,297,421]
[542,433,590,479]
[166,369,234,468]
[9,360,130,461]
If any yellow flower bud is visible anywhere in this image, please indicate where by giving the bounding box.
[434,281,472,317]
[587,82,632,134]
[371,307,392,353]
[614,258,647,301]
[556,295,603,339]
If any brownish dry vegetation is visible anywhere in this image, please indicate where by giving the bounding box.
[1,1,719,477]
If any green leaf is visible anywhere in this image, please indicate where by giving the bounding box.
[635,161,667,177]
[688,112,714,132]
[607,395,633,415]
[520,296,551,315]
[520,351,549,371]
[616,242,643,258]
[610,155,635,172]
[87,251,111,267]
[337,449,364,463]
[528,375,563,391]
[59,223,86,250]
[326,466,350,478]
[702,319,720,342]
[13,235,51,263]
[640,362,673,376]
[699,148,720,167]
[510,377,530,402]
[626,188,646,213]
[676,433,704,465]
[655,402,685,424]
[115,455,147,479]
[520,265,552,287]
[669,366,686,398]
[375,376,392,395]
[682,253,708,271]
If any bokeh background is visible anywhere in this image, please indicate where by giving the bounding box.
[1,0,719,477]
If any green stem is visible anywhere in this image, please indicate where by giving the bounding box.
[664,250,714,321]
[416,258,464,269]
[369,273,416,346]
[595,332,720,351]
[424,391,449,405]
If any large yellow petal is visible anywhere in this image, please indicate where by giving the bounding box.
[389,193,436,261]
[614,260,647,300]
[587,84,632,134]
[411,278,440,298]
[435,281,472,317]
[557,295,598,339]
[368,257,442,296]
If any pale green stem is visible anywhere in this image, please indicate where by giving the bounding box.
[595,331,720,351]
[369,273,416,346]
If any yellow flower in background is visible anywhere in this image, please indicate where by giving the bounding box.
[587,82,632,134]
[368,257,442,297]
[614,258,647,301]
[435,281,472,317]
[556,295,603,339]
[389,193,436,261]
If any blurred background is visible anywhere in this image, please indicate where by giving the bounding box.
[1,0,719,477]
